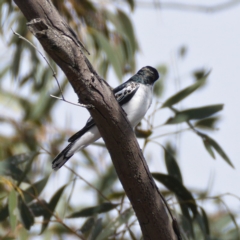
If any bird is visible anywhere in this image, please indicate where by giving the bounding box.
[52,66,159,170]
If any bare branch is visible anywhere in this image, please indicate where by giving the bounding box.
[13,0,177,239]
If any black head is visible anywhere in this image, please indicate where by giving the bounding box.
[137,66,159,85]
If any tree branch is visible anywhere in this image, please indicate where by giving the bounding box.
[13,0,177,239]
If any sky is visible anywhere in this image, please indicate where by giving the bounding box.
[1,1,239,233]
[51,1,240,213]
[129,2,240,212]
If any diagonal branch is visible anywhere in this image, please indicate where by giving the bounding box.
[13,0,177,239]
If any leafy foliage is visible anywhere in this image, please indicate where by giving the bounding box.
[0,1,239,240]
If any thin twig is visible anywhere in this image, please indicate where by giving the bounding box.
[65,165,110,202]
[149,128,190,140]
[64,177,77,217]
[11,28,94,109]
[50,94,94,108]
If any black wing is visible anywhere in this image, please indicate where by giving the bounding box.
[68,81,140,143]
[113,81,140,105]
[68,117,95,142]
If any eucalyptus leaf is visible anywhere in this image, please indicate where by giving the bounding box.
[90,218,103,240]
[152,173,198,215]
[4,152,36,165]
[67,202,119,218]
[90,29,122,80]
[166,104,223,124]
[96,208,133,240]
[19,198,34,230]
[23,176,49,203]
[80,217,95,234]
[203,138,215,159]
[195,117,219,130]
[164,145,183,183]
[97,165,118,199]
[29,200,48,217]
[202,134,234,168]
[124,0,135,11]
[200,207,210,235]
[40,184,67,234]
[8,189,18,231]
[117,9,137,53]
[0,205,9,222]
[161,76,207,108]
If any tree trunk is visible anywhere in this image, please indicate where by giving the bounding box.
[13,0,177,239]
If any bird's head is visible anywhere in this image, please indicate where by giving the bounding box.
[137,66,159,85]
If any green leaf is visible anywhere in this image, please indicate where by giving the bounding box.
[225,209,240,238]
[80,217,95,234]
[98,58,109,79]
[17,152,38,186]
[97,165,118,199]
[152,173,198,215]
[90,28,122,80]
[153,78,164,97]
[164,144,183,183]
[105,9,137,70]
[135,128,152,138]
[161,76,207,108]
[193,69,208,80]
[195,117,219,130]
[19,227,28,240]
[200,207,210,235]
[178,199,194,238]
[29,200,48,217]
[4,152,36,165]
[90,218,103,240]
[96,208,133,240]
[117,10,137,53]
[8,189,18,231]
[67,202,119,218]
[166,104,223,124]
[0,152,38,184]
[203,138,215,159]
[40,184,67,234]
[124,0,135,11]
[107,191,125,200]
[22,176,49,203]
[0,205,9,222]
[155,64,167,97]
[1,163,29,183]
[203,135,234,168]
[19,198,34,230]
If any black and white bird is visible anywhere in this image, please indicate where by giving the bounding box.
[52,66,159,170]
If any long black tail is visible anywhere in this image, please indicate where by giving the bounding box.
[52,143,74,170]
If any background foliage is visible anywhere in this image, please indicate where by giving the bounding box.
[0,0,239,239]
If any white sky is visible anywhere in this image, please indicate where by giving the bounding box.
[130,3,240,211]
[53,2,240,213]
[1,1,239,230]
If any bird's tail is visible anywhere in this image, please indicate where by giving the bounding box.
[52,143,74,170]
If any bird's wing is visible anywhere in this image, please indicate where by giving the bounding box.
[113,81,140,105]
[68,81,140,143]
[68,117,95,142]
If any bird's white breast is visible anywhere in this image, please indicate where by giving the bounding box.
[68,84,153,157]
[122,84,153,127]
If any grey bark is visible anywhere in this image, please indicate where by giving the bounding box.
[13,0,177,239]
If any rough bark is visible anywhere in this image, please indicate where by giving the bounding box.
[13,0,177,239]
